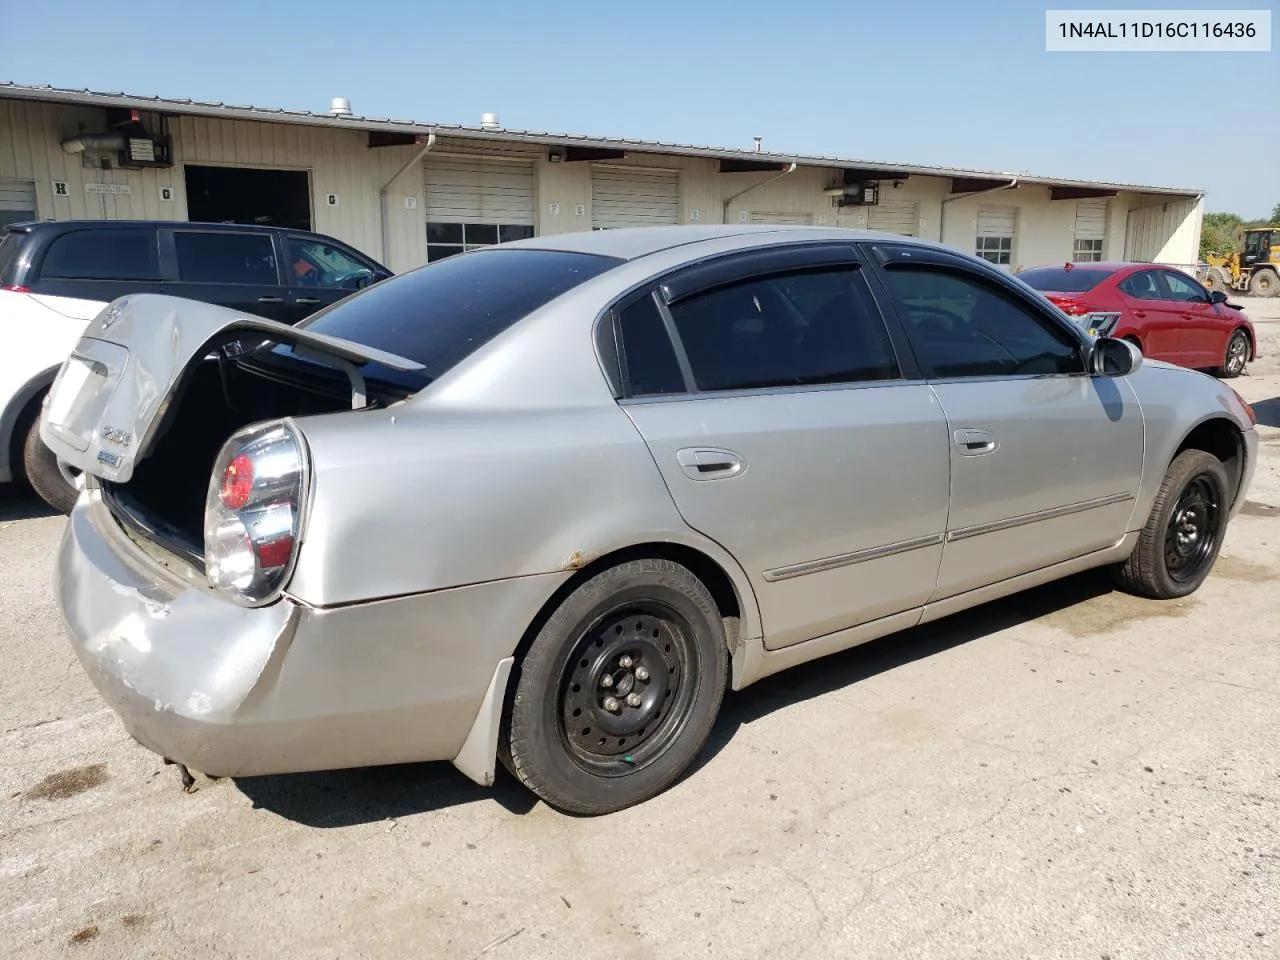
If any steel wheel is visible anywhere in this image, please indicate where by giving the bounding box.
[559,605,694,774]
[1163,476,1221,586]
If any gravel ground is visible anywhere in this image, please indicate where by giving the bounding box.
[2,317,1278,960]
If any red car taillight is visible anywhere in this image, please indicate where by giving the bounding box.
[1,284,30,293]
[204,421,308,606]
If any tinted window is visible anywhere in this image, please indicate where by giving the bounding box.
[1018,266,1114,293]
[884,266,1083,378]
[617,295,685,396]
[174,232,278,285]
[667,266,900,391]
[41,228,159,281]
[294,248,621,386]
[0,231,26,285]
[287,236,376,289]
[1118,270,1163,301]
[1161,270,1209,303]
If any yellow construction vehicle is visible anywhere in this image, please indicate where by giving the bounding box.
[1201,225,1280,297]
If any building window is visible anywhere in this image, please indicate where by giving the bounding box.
[975,236,1013,266]
[426,222,534,262]
[1073,238,1104,262]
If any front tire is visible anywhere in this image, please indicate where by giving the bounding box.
[1112,450,1230,599]
[503,559,728,815]
[22,415,78,514]
[1248,269,1277,298]
[1218,329,1249,378]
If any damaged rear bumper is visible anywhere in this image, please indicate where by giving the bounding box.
[57,492,562,781]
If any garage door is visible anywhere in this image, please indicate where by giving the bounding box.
[1073,199,1108,262]
[0,180,36,228]
[749,212,813,225]
[867,199,918,236]
[976,206,1017,269]
[423,157,535,260]
[591,167,679,229]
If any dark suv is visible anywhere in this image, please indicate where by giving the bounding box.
[1,220,392,513]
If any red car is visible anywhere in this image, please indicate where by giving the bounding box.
[1017,261,1258,378]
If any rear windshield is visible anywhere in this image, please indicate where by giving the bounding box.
[1018,266,1114,293]
[283,247,621,389]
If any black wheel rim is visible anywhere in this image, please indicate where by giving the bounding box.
[1226,335,1247,374]
[1164,475,1221,585]
[558,602,697,776]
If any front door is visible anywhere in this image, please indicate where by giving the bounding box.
[1158,267,1221,367]
[876,255,1145,599]
[617,250,950,650]
[281,234,385,325]
[161,229,290,322]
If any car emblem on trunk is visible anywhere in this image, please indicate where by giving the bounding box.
[101,426,132,447]
[100,301,125,330]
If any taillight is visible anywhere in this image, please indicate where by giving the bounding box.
[1230,388,1257,425]
[204,420,308,605]
[1,284,30,293]
[1060,302,1092,317]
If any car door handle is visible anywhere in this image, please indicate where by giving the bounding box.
[676,447,743,480]
[1132,310,1147,318]
[257,296,283,304]
[953,428,999,456]
[295,297,322,305]
[1181,313,1194,320]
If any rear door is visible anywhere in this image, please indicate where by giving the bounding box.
[1116,268,1182,361]
[617,244,950,650]
[280,234,386,324]
[160,228,290,321]
[870,243,1144,598]
[31,226,163,305]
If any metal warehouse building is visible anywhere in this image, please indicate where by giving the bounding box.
[0,83,1204,276]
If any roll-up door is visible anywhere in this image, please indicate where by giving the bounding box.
[591,167,679,229]
[748,212,813,225]
[423,158,535,260]
[0,180,37,228]
[1073,199,1108,261]
[866,199,918,236]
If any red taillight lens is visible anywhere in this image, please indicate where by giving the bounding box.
[1,284,30,293]
[219,453,255,509]
[205,422,307,606]
[1061,302,1091,316]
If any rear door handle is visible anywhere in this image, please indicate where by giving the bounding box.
[676,447,743,480]
[953,428,999,456]
[1132,310,1147,318]
[295,297,322,305]
[257,296,283,304]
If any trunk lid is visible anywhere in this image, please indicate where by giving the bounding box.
[40,293,424,483]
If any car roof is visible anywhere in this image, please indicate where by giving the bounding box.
[1,219,309,236]
[497,224,936,261]
[1020,261,1164,274]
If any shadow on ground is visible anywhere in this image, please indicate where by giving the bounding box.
[0,485,58,522]
[238,569,1118,827]
[1252,396,1280,428]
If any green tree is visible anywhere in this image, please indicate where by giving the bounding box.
[1271,201,1280,223]
[1200,212,1245,259]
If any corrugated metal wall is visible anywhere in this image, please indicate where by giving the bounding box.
[1124,197,1201,268]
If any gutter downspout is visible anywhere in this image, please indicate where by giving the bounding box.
[721,162,797,223]
[939,176,1018,248]
[379,131,437,266]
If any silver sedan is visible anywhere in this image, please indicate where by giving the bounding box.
[43,226,1259,815]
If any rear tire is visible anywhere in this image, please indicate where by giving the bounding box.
[502,558,728,815]
[1248,268,1278,298]
[1112,450,1230,599]
[1218,329,1249,379]
[1123,336,1143,354]
[22,415,78,514]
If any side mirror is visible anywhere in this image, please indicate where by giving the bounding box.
[1090,336,1143,377]
[1210,290,1228,304]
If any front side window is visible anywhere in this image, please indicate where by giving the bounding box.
[41,229,160,281]
[666,265,900,392]
[287,237,376,289]
[884,266,1084,379]
[1161,270,1209,303]
[426,222,534,262]
[174,232,278,285]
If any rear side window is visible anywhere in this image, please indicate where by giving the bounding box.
[884,265,1083,378]
[297,248,621,385]
[617,295,685,396]
[1018,266,1114,293]
[666,266,900,392]
[40,228,160,281]
[174,232,278,285]
[1118,270,1164,301]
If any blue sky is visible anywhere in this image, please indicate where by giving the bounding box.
[2,0,1276,216]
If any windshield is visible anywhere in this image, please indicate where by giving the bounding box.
[257,247,622,392]
[1018,266,1114,293]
